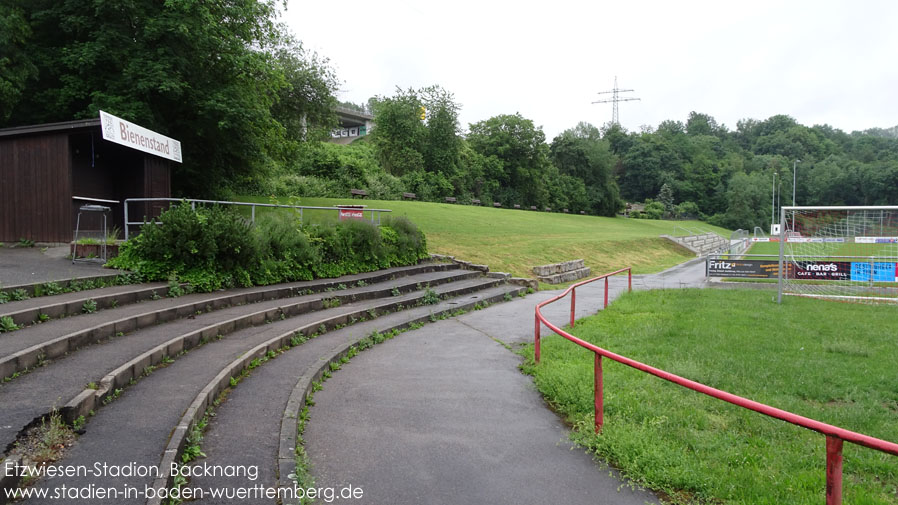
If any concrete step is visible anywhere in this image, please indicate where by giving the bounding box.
[0,268,476,453]
[0,282,169,328]
[0,262,459,380]
[5,275,515,502]
[171,284,525,503]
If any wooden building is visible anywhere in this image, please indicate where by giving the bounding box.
[0,119,171,243]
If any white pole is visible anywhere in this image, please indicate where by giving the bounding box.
[792,159,800,230]
[772,172,777,232]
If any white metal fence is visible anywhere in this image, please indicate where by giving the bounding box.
[123,198,392,239]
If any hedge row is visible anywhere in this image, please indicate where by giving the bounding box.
[108,204,428,292]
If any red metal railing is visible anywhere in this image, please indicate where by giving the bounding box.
[534,268,898,505]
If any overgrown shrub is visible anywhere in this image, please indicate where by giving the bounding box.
[109,203,428,292]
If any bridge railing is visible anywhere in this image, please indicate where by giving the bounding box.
[533,268,898,505]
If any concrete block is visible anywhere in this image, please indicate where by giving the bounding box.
[44,337,69,360]
[165,339,184,357]
[114,317,137,335]
[131,353,153,376]
[532,259,585,276]
[137,312,157,328]
[536,267,592,284]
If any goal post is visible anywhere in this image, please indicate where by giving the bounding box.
[777,206,898,304]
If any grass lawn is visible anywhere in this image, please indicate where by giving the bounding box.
[523,289,898,504]
[746,241,897,259]
[235,196,731,279]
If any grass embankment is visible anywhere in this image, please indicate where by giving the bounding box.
[524,289,898,504]
[236,196,730,279]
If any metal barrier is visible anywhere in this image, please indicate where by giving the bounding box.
[123,198,392,239]
[534,268,898,505]
[729,228,750,256]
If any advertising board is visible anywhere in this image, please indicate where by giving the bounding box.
[849,262,898,282]
[707,259,781,278]
[789,261,851,280]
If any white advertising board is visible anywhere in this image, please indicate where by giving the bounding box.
[99,110,182,163]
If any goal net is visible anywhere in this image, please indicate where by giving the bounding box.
[777,206,898,304]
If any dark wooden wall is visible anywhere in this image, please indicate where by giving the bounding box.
[144,155,171,219]
[0,133,72,243]
[1,127,173,243]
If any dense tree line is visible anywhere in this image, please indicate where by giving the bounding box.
[4,1,895,229]
[0,0,339,196]
[280,87,625,216]
[266,87,898,228]
[610,112,898,230]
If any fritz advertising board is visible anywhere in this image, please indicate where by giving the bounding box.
[707,259,782,278]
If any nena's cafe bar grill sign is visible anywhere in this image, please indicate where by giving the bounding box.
[100,110,182,163]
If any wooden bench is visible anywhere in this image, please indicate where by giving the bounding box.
[350,189,368,198]
[402,192,417,200]
[493,202,502,208]
[444,196,457,204]
[580,210,586,215]
[530,206,537,211]
[472,199,481,205]
[563,209,569,213]
[545,207,552,212]
[513,204,521,209]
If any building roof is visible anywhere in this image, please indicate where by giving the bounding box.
[0,118,101,139]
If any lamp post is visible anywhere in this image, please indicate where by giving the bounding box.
[792,159,800,230]
[772,171,777,234]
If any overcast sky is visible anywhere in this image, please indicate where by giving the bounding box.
[283,0,898,139]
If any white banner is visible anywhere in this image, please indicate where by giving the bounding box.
[855,236,898,244]
[99,110,182,163]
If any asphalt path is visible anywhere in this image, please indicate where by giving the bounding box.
[0,246,121,288]
[303,259,709,505]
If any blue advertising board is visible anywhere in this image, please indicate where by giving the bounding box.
[849,262,897,282]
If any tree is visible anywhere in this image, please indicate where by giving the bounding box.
[467,113,551,207]
[370,88,426,176]
[270,39,339,144]
[618,134,682,202]
[3,0,338,197]
[550,123,623,216]
[420,85,462,176]
[656,183,674,217]
[369,85,463,187]
[0,3,36,121]
[713,171,769,230]
[685,111,725,137]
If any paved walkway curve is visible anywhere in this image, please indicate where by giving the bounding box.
[303,259,708,505]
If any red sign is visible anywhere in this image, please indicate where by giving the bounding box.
[338,208,365,221]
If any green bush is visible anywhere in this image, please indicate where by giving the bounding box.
[643,201,664,220]
[109,203,428,292]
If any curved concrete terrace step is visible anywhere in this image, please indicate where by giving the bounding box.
[0,282,169,328]
[0,270,124,299]
[1,283,178,330]
[0,269,479,454]
[8,277,509,503]
[0,262,459,380]
[162,284,524,504]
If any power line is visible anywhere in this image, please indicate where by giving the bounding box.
[592,76,640,125]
